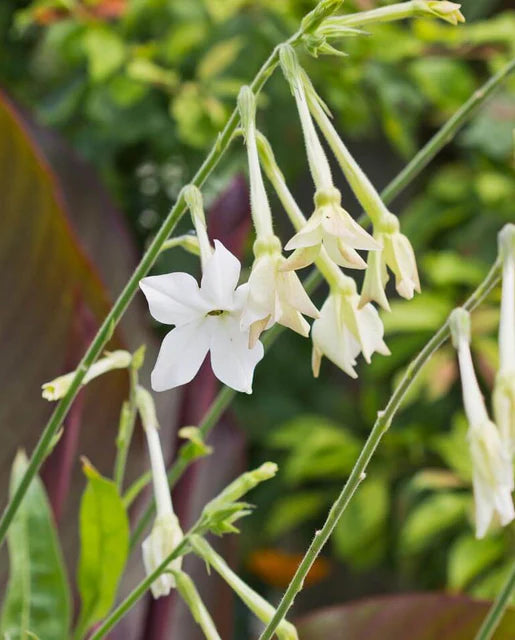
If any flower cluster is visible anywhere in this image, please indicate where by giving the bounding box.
[140,47,421,394]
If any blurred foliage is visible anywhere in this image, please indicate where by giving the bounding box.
[1,0,514,618]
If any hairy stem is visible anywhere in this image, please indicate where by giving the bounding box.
[258,259,502,640]
[474,561,515,640]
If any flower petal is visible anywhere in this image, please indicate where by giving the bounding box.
[209,315,264,393]
[151,322,210,391]
[140,273,208,326]
[200,240,241,309]
[279,270,320,319]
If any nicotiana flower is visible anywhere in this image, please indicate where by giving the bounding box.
[237,86,319,343]
[140,186,263,394]
[493,224,515,455]
[136,386,184,598]
[450,308,514,539]
[283,186,380,271]
[360,216,421,310]
[278,45,378,271]
[420,1,465,25]
[312,277,390,378]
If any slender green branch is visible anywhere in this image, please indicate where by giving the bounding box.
[474,561,515,640]
[114,363,139,491]
[382,57,515,205]
[89,537,191,640]
[258,259,502,640]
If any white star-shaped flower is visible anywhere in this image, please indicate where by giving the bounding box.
[140,240,263,394]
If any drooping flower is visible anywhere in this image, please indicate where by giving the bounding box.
[237,86,319,343]
[312,278,390,378]
[450,308,514,539]
[136,386,184,598]
[141,186,263,394]
[493,224,515,455]
[278,45,378,271]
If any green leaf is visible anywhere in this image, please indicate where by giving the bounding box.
[332,477,389,569]
[75,460,130,636]
[197,37,243,80]
[266,491,329,539]
[448,534,505,591]
[0,451,70,640]
[401,492,470,555]
[383,294,453,334]
[268,416,361,484]
[83,26,126,82]
[431,415,472,482]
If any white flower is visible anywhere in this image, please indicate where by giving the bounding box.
[360,220,420,308]
[136,386,184,598]
[242,247,320,345]
[142,512,184,598]
[450,308,514,539]
[283,187,379,271]
[312,282,390,378]
[493,224,515,455]
[140,240,263,394]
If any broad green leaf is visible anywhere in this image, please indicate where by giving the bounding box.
[197,37,243,80]
[332,477,389,569]
[266,491,329,539]
[268,416,361,484]
[448,534,505,591]
[383,294,452,334]
[401,492,470,554]
[75,460,130,636]
[0,451,70,640]
[297,592,515,639]
[471,562,515,605]
[83,26,126,82]
[422,251,487,287]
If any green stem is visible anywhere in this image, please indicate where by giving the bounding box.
[258,259,502,640]
[474,561,515,640]
[381,57,515,205]
[113,364,139,491]
[89,536,191,640]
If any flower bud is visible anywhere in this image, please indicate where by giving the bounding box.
[142,512,184,598]
[183,184,212,267]
[173,570,221,640]
[190,536,298,640]
[417,1,465,25]
[42,350,132,401]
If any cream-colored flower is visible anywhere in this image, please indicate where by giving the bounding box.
[360,217,420,308]
[450,308,514,539]
[421,1,465,25]
[312,281,390,378]
[283,187,379,271]
[242,244,319,346]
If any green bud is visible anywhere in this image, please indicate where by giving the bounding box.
[190,536,298,640]
[237,85,256,139]
[279,44,301,91]
[42,350,132,401]
[498,224,515,262]
[183,184,205,226]
[173,570,222,640]
[160,233,201,257]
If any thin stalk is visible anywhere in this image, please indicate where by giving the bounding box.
[113,364,139,491]
[258,259,502,640]
[89,536,191,640]
[474,561,515,640]
[381,57,515,204]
